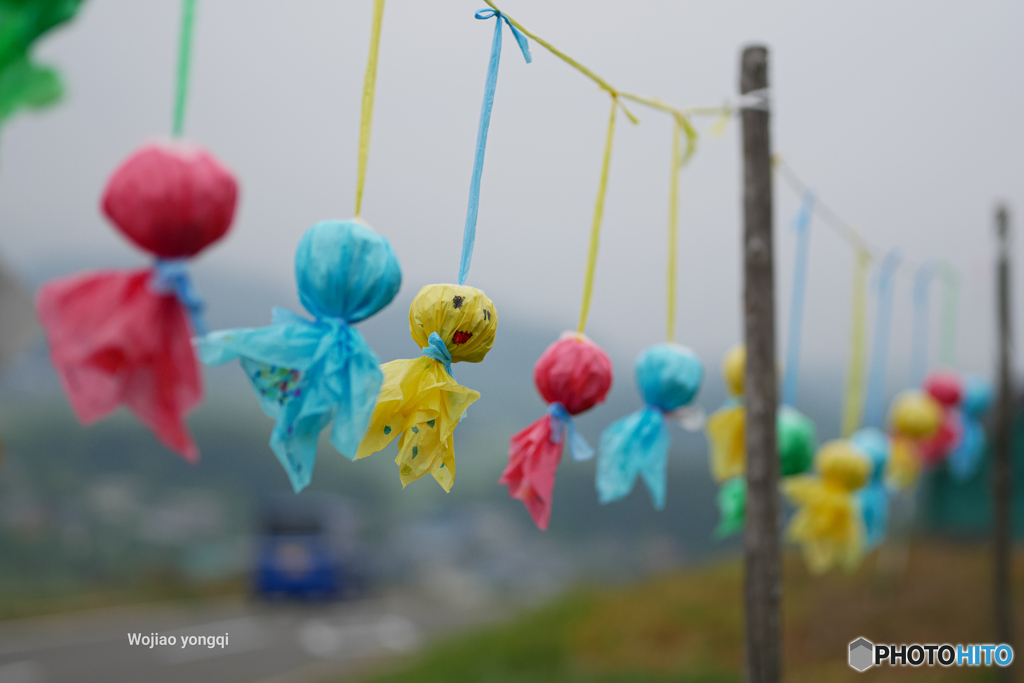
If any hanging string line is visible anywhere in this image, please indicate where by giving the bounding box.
[841,248,871,437]
[938,261,960,368]
[172,0,197,138]
[781,190,815,407]
[774,157,876,257]
[577,97,618,335]
[778,157,968,397]
[458,9,531,286]
[910,260,937,386]
[480,0,731,132]
[354,0,386,219]
[862,249,902,428]
[776,157,966,293]
[475,2,730,335]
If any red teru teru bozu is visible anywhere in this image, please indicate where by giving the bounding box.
[501,333,613,529]
[36,142,239,462]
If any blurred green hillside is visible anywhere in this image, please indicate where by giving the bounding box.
[345,542,1024,683]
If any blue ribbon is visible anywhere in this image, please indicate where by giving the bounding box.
[151,259,208,336]
[548,402,594,462]
[862,249,902,428]
[781,190,815,407]
[422,332,454,376]
[910,260,938,387]
[458,9,532,286]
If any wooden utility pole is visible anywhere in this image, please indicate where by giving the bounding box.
[740,45,780,683]
[993,204,1014,680]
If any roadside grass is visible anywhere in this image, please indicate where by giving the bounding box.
[346,542,1023,683]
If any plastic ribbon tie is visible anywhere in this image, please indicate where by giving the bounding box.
[577,96,619,334]
[547,402,594,461]
[737,88,770,112]
[457,9,531,286]
[421,331,453,376]
[938,261,960,368]
[781,190,815,407]
[270,306,350,334]
[665,116,694,343]
[151,259,207,336]
[841,249,870,437]
[862,249,902,428]
[172,0,196,137]
[354,0,386,218]
[910,260,937,387]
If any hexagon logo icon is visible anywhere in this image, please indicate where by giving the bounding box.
[849,638,874,672]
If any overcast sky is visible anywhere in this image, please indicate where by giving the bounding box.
[1,0,1022,392]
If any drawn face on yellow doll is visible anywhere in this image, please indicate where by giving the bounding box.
[409,284,498,363]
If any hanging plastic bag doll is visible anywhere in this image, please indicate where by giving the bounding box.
[501,333,612,529]
[885,390,942,491]
[784,439,871,573]
[948,375,994,482]
[850,427,891,551]
[198,220,401,491]
[705,344,816,536]
[597,344,702,510]
[37,143,238,461]
[918,371,964,467]
[356,285,497,491]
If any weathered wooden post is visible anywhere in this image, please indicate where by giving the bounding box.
[740,45,780,683]
[993,204,1014,680]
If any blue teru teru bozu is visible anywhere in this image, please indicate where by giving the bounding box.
[948,375,994,482]
[199,220,402,492]
[597,344,704,509]
[850,426,891,551]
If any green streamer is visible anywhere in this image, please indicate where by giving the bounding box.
[172,0,197,138]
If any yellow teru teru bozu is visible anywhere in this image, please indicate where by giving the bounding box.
[885,390,942,492]
[705,344,747,482]
[356,284,498,491]
[783,439,871,574]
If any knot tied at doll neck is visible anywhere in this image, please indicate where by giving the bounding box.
[151,259,207,335]
[547,402,594,462]
[422,332,453,376]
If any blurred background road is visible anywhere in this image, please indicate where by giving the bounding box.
[0,594,494,683]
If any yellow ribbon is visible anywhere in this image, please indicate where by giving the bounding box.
[577,97,619,334]
[666,118,680,343]
[354,0,385,218]
[666,115,696,343]
[841,248,871,437]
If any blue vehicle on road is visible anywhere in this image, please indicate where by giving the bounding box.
[254,494,366,600]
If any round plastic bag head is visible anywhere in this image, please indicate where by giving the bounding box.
[851,427,890,481]
[533,333,613,415]
[722,345,745,396]
[102,142,238,258]
[919,409,962,467]
[889,390,942,439]
[815,440,871,491]
[635,343,703,413]
[778,407,816,476]
[923,371,963,408]
[409,284,497,363]
[294,220,401,322]
[962,375,994,418]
